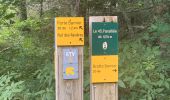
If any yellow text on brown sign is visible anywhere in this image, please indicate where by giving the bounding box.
[91,55,118,83]
[55,17,84,46]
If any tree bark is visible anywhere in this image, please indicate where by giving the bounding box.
[123,11,134,37]
[40,0,43,18]
[19,0,27,21]
[117,1,134,38]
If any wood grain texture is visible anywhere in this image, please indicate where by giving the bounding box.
[89,16,118,100]
[55,47,83,100]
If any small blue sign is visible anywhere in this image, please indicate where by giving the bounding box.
[63,48,79,79]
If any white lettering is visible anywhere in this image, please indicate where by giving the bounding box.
[66,52,75,57]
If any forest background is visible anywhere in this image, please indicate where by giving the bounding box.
[0,0,170,100]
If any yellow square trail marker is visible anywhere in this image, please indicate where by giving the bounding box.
[91,55,118,83]
[55,17,84,46]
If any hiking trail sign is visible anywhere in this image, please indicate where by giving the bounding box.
[63,48,79,79]
[91,55,118,83]
[55,17,84,100]
[91,21,118,83]
[92,22,118,55]
[55,17,84,46]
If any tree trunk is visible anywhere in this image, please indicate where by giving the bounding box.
[19,0,27,21]
[120,9,134,38]
[40,0,43,18]
[70,0,80,16]
[117,1,134,38]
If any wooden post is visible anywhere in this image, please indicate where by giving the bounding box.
[89,16,118,100]
[55,17,84,100]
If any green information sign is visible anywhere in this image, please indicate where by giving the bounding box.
[92,22,118,55]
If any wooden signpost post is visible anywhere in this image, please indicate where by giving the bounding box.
[55,17,84,100]
[89,16,119,100]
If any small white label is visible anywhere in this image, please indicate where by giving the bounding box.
[103,42,108,50]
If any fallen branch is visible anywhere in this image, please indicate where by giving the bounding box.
[0,47,11,53]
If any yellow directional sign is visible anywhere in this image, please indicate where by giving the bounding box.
[55,17,84,46]
[91,55,118,83]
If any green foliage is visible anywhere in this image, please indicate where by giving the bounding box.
[0,73,24,100]
[0,1,55,98]
[118,33,170,99]
[0,0,17,25]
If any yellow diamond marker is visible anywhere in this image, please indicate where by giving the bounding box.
[66,67,75,76]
